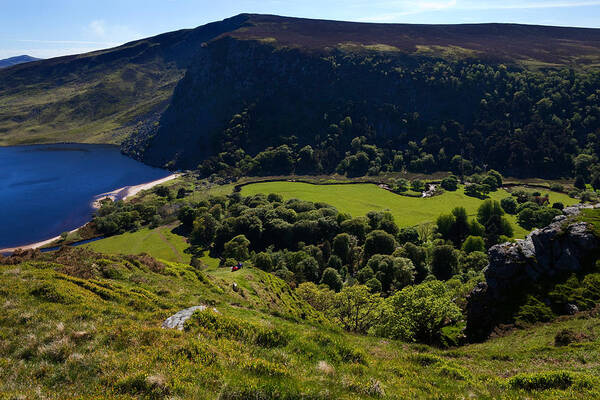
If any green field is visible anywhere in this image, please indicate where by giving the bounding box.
[85,225,191,263]
[242,182,578,238]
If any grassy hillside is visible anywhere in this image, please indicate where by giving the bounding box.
[1,248,599,399]
[0,15,248,146]
[241,181,578,238]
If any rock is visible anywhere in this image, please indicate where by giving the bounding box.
[162,305,218,330]
[232,282,239,292]
[565,303,579,315]
[466,204,599,341]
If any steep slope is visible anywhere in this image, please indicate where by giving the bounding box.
[0,15,248,145]
[0,55,41,68]
[140,16,600,176]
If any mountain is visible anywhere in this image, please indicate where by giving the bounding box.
[0,55,40,68]
[2,14,600,177]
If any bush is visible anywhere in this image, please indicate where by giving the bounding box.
[554,329,578,347]
[550,183,564,192]
[516,296,554,324]
[508,371,574,391]
[552,202,565,210]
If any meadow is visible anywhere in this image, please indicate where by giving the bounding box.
[85,225,191,264]
[241,182,578,238]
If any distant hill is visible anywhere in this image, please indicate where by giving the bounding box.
[1,14,600,177]
[0,55,40,69]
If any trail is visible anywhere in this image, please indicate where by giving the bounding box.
[156,229,183,263]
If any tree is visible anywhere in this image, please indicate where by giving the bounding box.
[376,281,462,343]
[364,230,397,259]
[431,245,459,280]
[333,233,353,264]
[477,200,504,225]
[500,197,518,214]
[366,255,415,293]
[487,169,503,187]
[340,217,370,242]
[462,236,485,253]
[320,268,343,292]
[574,175,586,190]
[332,285,383,333]
[222,235,250,261]
[436,214,456,239]
[253,252,273,272]
[296,282,335,312]
[461,251,488,272]
[441,175,459,191]
[191,214,218,247]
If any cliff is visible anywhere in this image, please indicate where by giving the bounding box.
[467,204,600,341]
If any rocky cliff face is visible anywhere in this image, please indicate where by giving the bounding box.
[467,204,600,341]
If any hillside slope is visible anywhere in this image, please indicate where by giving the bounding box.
[0,15,248,145]
[1,247,599,399]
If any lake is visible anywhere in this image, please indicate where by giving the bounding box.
[0,144,171,249]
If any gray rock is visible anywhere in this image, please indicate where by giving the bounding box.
[162,305,218,331]
[565,303,579,315]
[467,204,599,341]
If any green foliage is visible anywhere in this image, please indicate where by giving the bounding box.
[222,235,251,261]
[509,371,574,391]
[501,196,518,214]
[431,245,459,280]
[441,175,459,191]
[320,267,343,292]
[363,229,397,258]
[332,285,383,333]
[377,281,462,343]
[461,236,485,253]
[477,200,505,225]
[516,296,555,325]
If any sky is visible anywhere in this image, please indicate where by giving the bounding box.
[1,0,600,59]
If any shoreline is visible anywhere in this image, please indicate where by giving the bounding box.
[0,173,181,254]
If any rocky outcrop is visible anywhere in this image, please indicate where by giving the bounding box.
[467,204,600,341]
[162,305,217,330]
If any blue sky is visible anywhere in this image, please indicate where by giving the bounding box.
[1,0,600,59]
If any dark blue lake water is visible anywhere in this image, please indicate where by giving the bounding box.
[0,144,170,249]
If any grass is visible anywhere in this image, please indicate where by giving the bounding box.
[85,225,191,264]
[1,248,599,399]
[241,182,578,239]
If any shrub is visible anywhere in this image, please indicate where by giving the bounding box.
[508,371,574,391]
[550,183,564,192]
[516,296,554,324]
[554,329,578,347]
[552,202,565,210]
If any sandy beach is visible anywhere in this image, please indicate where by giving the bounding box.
[0,173,181,254]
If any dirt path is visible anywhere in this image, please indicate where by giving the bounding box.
[156,229,183,263]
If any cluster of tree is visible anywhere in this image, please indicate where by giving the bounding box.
[93,186,179,235]
[192,59,600,181]
[180,193,488,300]
[463,170,503,198]
[436,201,513,250]
[501,189,564,230]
